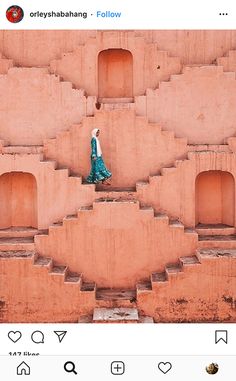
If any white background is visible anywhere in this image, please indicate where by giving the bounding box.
[0,0,235,29]
[0,0,236,378]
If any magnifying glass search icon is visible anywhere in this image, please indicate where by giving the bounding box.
[64,361,78,375]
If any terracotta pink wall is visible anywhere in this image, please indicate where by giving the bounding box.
[137,151,236,227]
[1,30,236,67]
[35,201,197,288]
[137,254,236,322]
[147,30,236,64]
[136,66,236,144]
[0,30,95,67]
[44,109,187,187]
[0,255,95,323]
[0,67,95,145]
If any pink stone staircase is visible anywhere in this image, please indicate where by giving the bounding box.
[0,249,96,293]
[0,227,47,252]
[197,224,236,249]
[137,254,201,295]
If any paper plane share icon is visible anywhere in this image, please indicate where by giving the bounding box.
[54,331,67,343]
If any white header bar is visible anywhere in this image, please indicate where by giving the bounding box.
[0,0,236,29]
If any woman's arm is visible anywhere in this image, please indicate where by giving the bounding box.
[91,138,97,160]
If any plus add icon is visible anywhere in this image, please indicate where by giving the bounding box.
[111,361,125,375]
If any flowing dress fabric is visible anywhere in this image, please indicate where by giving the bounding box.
[86,138,112,183]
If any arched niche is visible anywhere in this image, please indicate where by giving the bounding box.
[0,172,38,228]
[98,48,133,99]
[195,170,235,226]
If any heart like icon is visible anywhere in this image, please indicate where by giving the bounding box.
[8,331,22,343]
[158,361,172,374]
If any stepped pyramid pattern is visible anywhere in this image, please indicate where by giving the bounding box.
[0,30,236,323]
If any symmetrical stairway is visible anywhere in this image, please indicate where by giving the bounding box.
[1,39,236,323]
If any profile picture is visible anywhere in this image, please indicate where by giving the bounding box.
[205,363,219,375]
[6,5,24,23]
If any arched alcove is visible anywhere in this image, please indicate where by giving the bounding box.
[195,170,235,226]
[0,172,38,228]
[98,49,133,99]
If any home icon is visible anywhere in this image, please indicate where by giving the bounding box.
[17,361,30,375]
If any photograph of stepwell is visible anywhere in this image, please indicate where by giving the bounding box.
[0,30,236,323]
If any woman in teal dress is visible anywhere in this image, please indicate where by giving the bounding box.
[86,128,112,184]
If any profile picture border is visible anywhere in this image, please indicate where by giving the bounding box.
[6,5,24,23]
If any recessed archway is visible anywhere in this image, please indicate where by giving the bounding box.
[98,49,133,99]
[0,172,38,229]
[195,170,235,226]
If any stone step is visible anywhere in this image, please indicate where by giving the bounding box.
[96,288,136,301]
[161,167,176,176]
[65,272,82,284]
[40,160,57,169]
[93,307,139,323]
[198,248,236,259]
[50,265,67,276]
[100,103,135,111]
[136,281,152,292]
[0,250,35,259]
[169,220,184,229]
[98,97,134,104]
[188,144,230,153]
[154,213,169,222]
[34,256,52,267]
[180,255,200,266]
[78,315,93,323]
[96,186,136,192]
[151,272,167,283]
[2,145,43,154]
[136,181,149,188]
[0,227,47,239]
[138,316,155,323]
[81,282,96,292]
[0,237,35,251]
[63,215,78,223]
[198,235,236,249]
[166,264,183,276]
[196,224,235,236]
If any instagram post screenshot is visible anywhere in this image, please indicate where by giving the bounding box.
[0,0,236,379]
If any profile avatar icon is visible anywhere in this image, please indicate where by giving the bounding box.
[6,5,24,23]
[205,363,219,375]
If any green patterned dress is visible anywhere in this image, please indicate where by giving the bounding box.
[86,137,112,183]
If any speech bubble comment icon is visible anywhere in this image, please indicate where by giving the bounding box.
[31,331,45,344]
